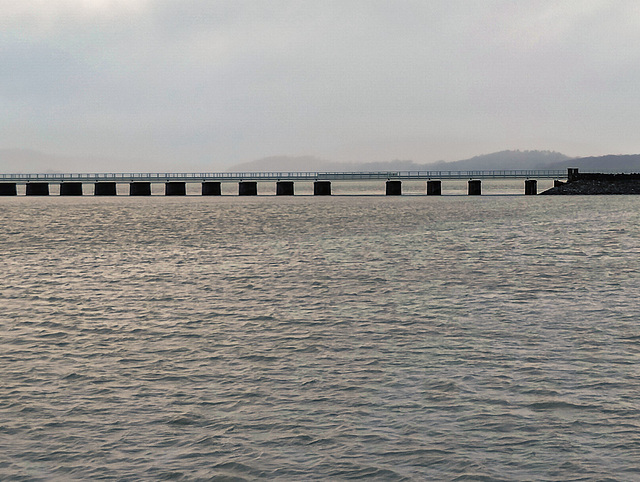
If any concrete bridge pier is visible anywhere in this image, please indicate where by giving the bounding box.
[525,179,537,195]
[95,182,117,195]
[202,182,221,195]
[26,183,49,196]
[239,181,257,196]
[165,182,186,196]
[60,182,83,196]
[130,182,151,196]
[276,181,294,195]
[386,180,402,195]
[427,180,442,195]
[0,183,17,196]
[468,180,482,195]
[314,181,331,195]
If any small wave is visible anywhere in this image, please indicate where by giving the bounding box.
[166,414,207,426]
[423,380,459,392]
[61,372,84,380]
[328,465,405,480]
[248,315,276,322]
[526,400,598,411]
[452,473,511,482]
[211,461,267,479]
[238,354,280,362]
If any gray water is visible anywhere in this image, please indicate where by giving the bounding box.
[1,194,640,480]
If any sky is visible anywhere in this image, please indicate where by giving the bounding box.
[1,0,640,170]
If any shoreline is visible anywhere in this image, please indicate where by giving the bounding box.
[541,170,640,194]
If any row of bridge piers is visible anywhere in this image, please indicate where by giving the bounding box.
[0,179,542,196]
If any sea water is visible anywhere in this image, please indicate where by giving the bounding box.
[1,191,639,480]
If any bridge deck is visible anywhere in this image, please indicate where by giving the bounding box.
[0,170,566,183]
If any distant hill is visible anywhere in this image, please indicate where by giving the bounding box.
[229,150,573,172]
[427,150,572,170]
[230,151,640,173]
[545,154,640,173]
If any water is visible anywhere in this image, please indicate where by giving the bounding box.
[1,193,640,480]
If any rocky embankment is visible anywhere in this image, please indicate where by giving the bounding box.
[541,173,640,195]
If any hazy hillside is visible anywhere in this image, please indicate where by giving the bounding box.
[428,150,572,170]
[545,154,640,173]
[230,151,640,173]
[229,150,573,172]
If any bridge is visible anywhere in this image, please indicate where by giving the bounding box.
[0,169,565,182]
[0,169,568,196]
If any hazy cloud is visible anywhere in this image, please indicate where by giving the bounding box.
[1,0,639,170]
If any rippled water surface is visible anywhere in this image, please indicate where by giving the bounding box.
[2,194,640,480]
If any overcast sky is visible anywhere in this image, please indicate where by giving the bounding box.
[1,0,639,170]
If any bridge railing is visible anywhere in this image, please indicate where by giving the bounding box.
[0,170,567,182]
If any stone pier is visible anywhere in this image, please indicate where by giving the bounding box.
[468,180,482,195]
[427,180,442,195]
[385,180,402,195]
[202,182,221,196]
[314,181,331,196]
[524,179,537,195]
[130,182,151,196]
[26,183,49,196]
[0,183,17,196]
[239,181,257,196]
[60,182,83,196]
[276,181,294,195]
[95,182,117,196]
[165,182,186,196]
